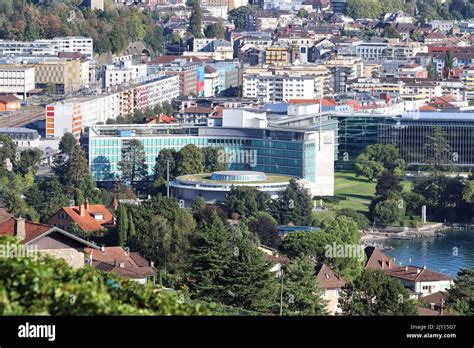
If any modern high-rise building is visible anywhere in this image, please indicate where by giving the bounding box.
[84,109,335,196]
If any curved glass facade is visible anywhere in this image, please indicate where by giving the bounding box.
[210,171,267,182]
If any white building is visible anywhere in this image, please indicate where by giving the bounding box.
[222,108,268,128]
[202,5,228,19]
[243,72,324,102]
[0,65,35,98]
[0,128,41,148]
[0,37,94,60]
[102,60,147,89]
[385,266,454,299]
[355,41,390,60]
[49,37,94,60]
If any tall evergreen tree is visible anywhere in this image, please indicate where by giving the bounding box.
[423,126,455,173]
[128,211,136,238]
[63,145,91,189]
[118,204,128,246]
[221,223,278,312]
[188,2,204,38]
[154,148,177,181]
[274,179,313,226]
[427,58,437,79]
[118,139,148,185]
[444,49,454,78]
[58,132,77,156]
[186,210,233,302]
[281,257,327,316]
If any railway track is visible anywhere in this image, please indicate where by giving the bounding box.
[0,109,45,128]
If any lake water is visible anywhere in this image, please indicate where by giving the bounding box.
[381,229,474,277]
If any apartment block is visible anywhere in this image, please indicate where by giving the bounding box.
[45,75,179,139]
[102,60,147,89]
[325,57,364,93]
[243,64,332,101]
[243,72,323,102]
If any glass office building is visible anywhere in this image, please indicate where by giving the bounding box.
[379,112,474,168]
[83,124,336,195]
[332,114,395,170]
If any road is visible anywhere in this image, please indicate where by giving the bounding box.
[0,108,45,128]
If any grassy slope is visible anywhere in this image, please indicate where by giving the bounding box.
[332,172,412,214]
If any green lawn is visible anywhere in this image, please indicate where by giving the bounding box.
[334,172,377,213]
[332,172,413,214]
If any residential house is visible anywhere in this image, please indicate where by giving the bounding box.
[84,246,156,284]
[315,263,345,315]
[385,265,454,299]
[364,245,396,270]
[0,216,98,268]
[47,200,114,233]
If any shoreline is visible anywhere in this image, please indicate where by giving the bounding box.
[360,223,474,248]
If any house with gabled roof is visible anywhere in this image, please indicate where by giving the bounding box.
[47,199,114,233]
[385,265,454,299]
[0,217,156,282]
[315,263,345,315]
[84,246,156,284]
[0,216,99,268]
[364,245,396,270]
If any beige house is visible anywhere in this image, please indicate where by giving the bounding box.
[315,263,346,315]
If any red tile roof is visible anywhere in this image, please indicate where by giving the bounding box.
[364,246,396,270]
[0,217,53,243]
[315,263,345,289]
[0,95,20,103]
[422,291,446,308]
[84,246,156,279]
[58,203,114,232]
[288,98,337,106]
[417,306,441,316]
[385,265,453,282]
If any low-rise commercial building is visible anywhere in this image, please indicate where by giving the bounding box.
[0,66,35,98]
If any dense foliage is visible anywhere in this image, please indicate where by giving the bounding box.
[446,268,474,316]
[0,0,164,54]
[0,236,208,315]
[339,269,418,316]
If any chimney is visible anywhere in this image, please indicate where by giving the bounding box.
[405,266,408,272]
[79,203,86,217]
[119,262,125,268]
[423,265,426,270]
[101,245,106,253]
[16,217,26,241]
[84,198,89,210]
[150,261,155,268]
[416,268,421,274]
